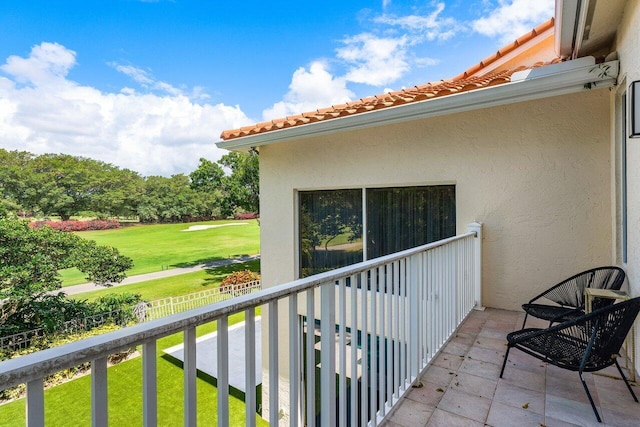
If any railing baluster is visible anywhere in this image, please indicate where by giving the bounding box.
[143,341,157,427]
[350,274,358,427]
[371,268,378,426]
[379,265,387,417]
[91,357,108,427]
[386,264,393,410]
[245,308,257,427]
[269,301,279,426]
[320,282,336,427]
[393,261,400,399]
[288,296,298,427]
[218,316,229,427]
[305,289,315,426]
[338,279,347,427]
[26,378,44,427]
[184,326,197,427]
[360,270,368,427]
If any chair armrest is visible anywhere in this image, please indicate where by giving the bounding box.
[508,309,598,346]
[549,307,584,323]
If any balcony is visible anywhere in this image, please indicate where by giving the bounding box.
[382,308,640,426]
[1,222,637,426]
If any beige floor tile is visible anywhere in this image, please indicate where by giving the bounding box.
[546,370,599,405]
[466,344,505,366]
[425,408,484,427]
[499,365,546,393]
[459,356,502,381]
[478,327,509,340]
[441,340,469,357]
[386,397,433,427]
[545,394,602,427]
[485,401,544,427]
[437,387,491,423]
[431,351,464,371]
[421,364,455,388]
[473,335,508,352]
[405,381,446,409]
[543,416,582,427]
[448,371,497,400]
[493,380,545,415]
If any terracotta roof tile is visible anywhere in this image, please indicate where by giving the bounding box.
[219,18,558,142]
[451,18,555,81]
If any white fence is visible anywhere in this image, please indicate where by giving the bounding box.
[0,310,127,353]
[1,282,262,354]
[0,223,482,427]
[138,281,262,321]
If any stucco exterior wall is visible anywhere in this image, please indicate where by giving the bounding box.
[616,0,640,296]
[259,89,613,311]
[613,0,640,376]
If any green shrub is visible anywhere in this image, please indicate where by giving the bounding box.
[0,324,134,402]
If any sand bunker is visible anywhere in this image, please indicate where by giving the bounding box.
[181,222,249,232]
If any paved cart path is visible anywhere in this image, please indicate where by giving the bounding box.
[58,254,260,296]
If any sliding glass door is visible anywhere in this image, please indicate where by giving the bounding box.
[299,185,455,277]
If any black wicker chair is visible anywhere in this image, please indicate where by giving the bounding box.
[501,297,640,423]
[521,266,625,328]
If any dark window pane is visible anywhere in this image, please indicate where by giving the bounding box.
[299,189,363,277]
[366,186,455,259]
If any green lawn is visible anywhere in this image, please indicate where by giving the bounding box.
[72,259,260,302]
[0,310,267,426]
[61,219,260,286]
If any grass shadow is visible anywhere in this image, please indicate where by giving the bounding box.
[160,353,256,406]
[200,260,261,286]
[170,253,255,269]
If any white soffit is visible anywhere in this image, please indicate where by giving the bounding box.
[217,58,619,151]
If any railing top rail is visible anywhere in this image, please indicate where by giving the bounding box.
[0,231,475,389]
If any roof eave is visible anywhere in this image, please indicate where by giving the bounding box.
[217,57,618,152]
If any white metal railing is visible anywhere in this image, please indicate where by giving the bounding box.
[0,223,482,427]
[139,280,262,321]
[1,282,262,354]
[0,310,127,353]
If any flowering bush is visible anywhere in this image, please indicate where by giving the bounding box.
[233,212,259,220]
[29,219,121,232]
[220,270,260,287]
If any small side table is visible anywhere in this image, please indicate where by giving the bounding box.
[584,288,635,381]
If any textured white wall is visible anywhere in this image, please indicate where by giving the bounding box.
[614,0,640,377]
[259,89,613,311]
[616,0,640,296]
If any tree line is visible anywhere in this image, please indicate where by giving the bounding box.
[0,149,259,222]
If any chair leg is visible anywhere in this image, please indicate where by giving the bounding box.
[521,313,528,329]
[500,346,510,378]
[579,371,602,423]
[614,359,639,403]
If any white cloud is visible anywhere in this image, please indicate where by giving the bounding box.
[109,62,184,97]
[1,42,76,86]
[0,42,252,176]
[262,61,354,121]
[374,3,461,42]
[337,33,411,86]
[334,2,458,87]
[472,0,554,43]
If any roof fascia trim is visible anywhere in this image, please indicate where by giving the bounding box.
[477,27,554,76]
[217,59,618,151]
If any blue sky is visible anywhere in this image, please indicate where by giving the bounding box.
[0,0,554,176]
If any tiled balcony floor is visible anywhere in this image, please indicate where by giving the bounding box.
[382,308,640,427]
